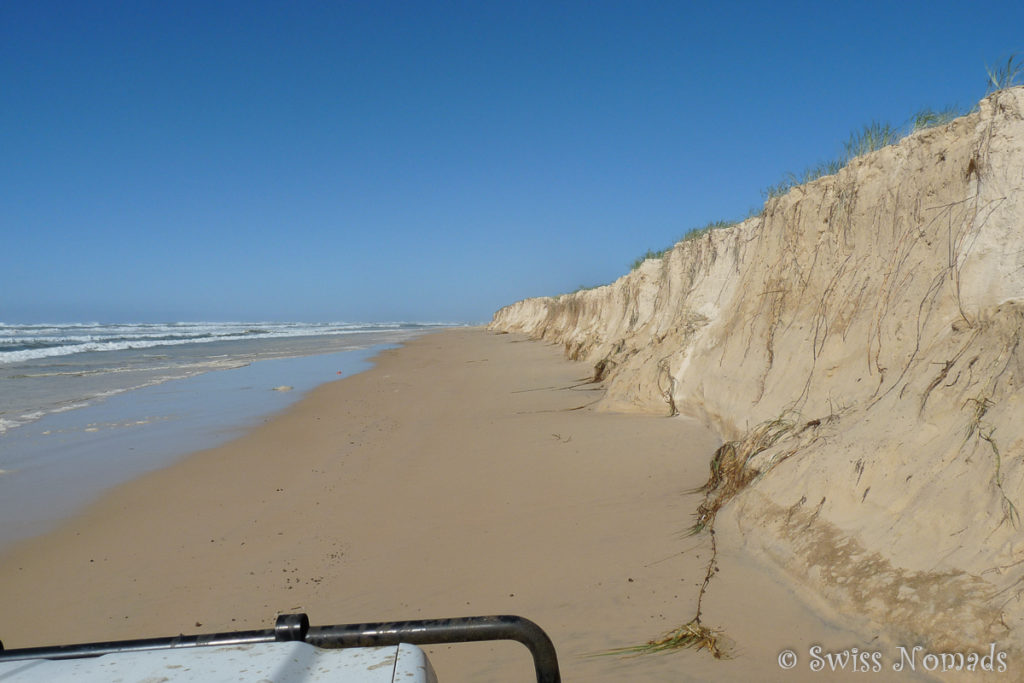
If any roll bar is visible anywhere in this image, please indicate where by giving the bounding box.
[0,613,561,683]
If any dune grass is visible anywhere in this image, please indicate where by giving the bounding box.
[843,121,902,159]
[570,283,602,294]
[630,247,671,271]
[986,53,1024,93]
[760,121,905,201]
[761,159,843,201]
[912,105,967,132]
[629,220,737,271]
[597,55,1022,292]
[758,54,1018,203]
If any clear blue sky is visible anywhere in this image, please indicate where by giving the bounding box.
[2,1,1021,324]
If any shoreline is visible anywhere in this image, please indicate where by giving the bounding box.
[0,328,872,681]
[0,339,412,551]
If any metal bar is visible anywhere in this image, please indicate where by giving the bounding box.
[0,613,560,683]
[306,615,560,683]
[0,629,277,661]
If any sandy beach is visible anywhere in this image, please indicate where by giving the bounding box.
[0,328,872,681]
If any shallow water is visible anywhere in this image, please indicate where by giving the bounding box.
[0,326,446,549]
[0,322,445,436]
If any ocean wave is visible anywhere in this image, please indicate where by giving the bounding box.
[0,322,454,438]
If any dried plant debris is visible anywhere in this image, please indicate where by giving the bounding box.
[602,619,726,659]
[690,412,806,534]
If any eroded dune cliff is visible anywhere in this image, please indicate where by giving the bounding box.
[490,87,1024,653]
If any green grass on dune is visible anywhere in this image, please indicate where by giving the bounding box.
[562,55,1024,286]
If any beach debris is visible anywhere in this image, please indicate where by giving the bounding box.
[596,501,730,661]
[601,619,725,658]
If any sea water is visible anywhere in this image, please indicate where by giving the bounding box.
[0,321,454,548]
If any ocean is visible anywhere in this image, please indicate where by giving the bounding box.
[0,321,455,548]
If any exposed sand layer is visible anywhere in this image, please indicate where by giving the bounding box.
[0,329,879,681]
[491,87,1024,672]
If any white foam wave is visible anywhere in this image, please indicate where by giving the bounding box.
[0,417,18,436]
[0,321,443,365]
[0,402,94,436]
[0,357,259,436]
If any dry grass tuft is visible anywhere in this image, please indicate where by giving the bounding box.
[596,526,728,660]
[689,413,798,533]
[599,412,826,663]
[963,394,994,443]
[592,357,615,382]
[961,394,1020,528]
[601,412,833,662]
[601,619,726,658]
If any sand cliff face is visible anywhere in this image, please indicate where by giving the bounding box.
[491,87,1024,652]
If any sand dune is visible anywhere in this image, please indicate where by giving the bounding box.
[491,87,1024,671]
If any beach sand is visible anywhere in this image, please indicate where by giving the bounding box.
[0,328,871,681]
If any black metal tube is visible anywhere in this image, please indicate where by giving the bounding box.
[306,615,560,683]
[0,628,277,661]
[0,613,561,683]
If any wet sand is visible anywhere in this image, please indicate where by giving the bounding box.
[0,328,872,681]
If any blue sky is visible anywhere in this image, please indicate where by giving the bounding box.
[2,1,1022,324]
